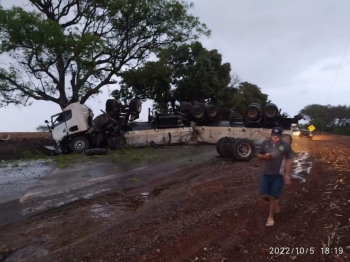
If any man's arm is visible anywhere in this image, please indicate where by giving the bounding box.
[256,140,273,160]
[284,144,293,184]
[284,158,292,178]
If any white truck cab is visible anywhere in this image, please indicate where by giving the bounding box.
[46,103,94,153]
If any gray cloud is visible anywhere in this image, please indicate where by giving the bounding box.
[1,0,350,131]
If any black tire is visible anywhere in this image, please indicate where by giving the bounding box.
[69,136,90,153]
[93,114,110,128]
[129,99,142,114]
[191,106,205,120]
[107,136,125,150]
[245,103,262,121]
[179,102,192,113]
[216,137,233,158]
[263,103,279,119]
[231,138,255,161]
[205,105,220,119]
[282,134,292,144]
[193,101,206,107]
[85,148,108,156]
[106,99,120,112]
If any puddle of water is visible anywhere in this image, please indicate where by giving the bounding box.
[90,192,150,219]
[88,192,151,220]
[0,159,55,203]
[90,203,116,219]
[3,245,48,262]
[292,150,313,183]
[121,192,150,210]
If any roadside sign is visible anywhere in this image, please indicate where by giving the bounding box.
[308,125,315,132]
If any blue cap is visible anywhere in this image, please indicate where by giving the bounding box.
[271,127,283,137]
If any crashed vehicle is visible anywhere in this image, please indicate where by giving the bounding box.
[44,98,303,161]
[44,98,199,154]
[192,103,303,160]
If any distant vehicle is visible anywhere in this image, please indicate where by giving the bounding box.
[299,129,313,140]
[292,125,300,136]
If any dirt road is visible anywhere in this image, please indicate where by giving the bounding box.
[0,135,350,262]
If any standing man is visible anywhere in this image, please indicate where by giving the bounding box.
[257,126,292,226]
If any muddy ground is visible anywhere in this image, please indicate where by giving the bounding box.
[0,133,350,262]
[0,132,53,161]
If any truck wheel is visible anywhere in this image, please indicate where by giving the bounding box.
[106,99,120,112]
[245,103,261,121]
[191,106,205,120]
[179,102,192,113]
[282,134,292,144]
[263,103,279,119]
[107,136,125,150]
[85,148,108,156]
[93,114,110,128]
[69,136,90,153]
[129,99,142,114]
[205,105,220,119]
[216,137,233,158]
[231,138,255,161]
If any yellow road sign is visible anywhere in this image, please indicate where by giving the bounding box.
[308,125,315,132]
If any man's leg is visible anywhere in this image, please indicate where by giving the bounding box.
[267,197,278,224]
[259,175,270,201]
[266,175,284,226]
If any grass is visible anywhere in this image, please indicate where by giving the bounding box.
[130,177,138,182]
[53,153,83,169]
[111,148,142,163]
[21,150,46,160]
[11,162,20,168]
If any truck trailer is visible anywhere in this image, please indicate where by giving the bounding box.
[44,98,303,160]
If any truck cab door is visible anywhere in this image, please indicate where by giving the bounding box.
[51,110,72,142]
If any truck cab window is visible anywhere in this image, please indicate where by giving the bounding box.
[51,110,72,128]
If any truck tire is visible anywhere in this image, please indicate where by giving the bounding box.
[245,103,262,121]
[216,137,233,158]
[106,99,120,113]
[205,105,220,119]
[263,103,279,119]
[191,106,205,120]
[179,102,192,113]
[93,114,110,128]
[231,138,255,161]
[85,148,108,156]
[69,136,90,153]
[129,99,142,114]
[107,136,125,150]
[282,134,292,144]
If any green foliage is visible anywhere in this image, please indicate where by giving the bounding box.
[113,41,232,109]
[113,41,270,115]
[223,81,270,116]
[0,0,209,109]
[299,104,350,135]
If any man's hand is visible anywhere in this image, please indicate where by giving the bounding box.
[264,153,274,160]
[257,153,274,160]
[284,175,291,185]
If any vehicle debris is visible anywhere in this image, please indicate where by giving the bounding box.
[43,99,303,160]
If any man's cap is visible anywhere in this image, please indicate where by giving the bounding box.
[271,126,283,137]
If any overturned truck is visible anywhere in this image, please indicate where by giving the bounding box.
[44,99,303,160]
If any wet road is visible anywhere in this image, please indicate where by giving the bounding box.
[0,139,313,227]
[0,144,217,226]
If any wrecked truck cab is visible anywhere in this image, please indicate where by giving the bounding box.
[45,103,94,154]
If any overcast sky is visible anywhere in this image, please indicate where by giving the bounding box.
[1,0,350,132]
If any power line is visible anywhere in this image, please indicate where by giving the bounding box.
[325,32,350,105]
